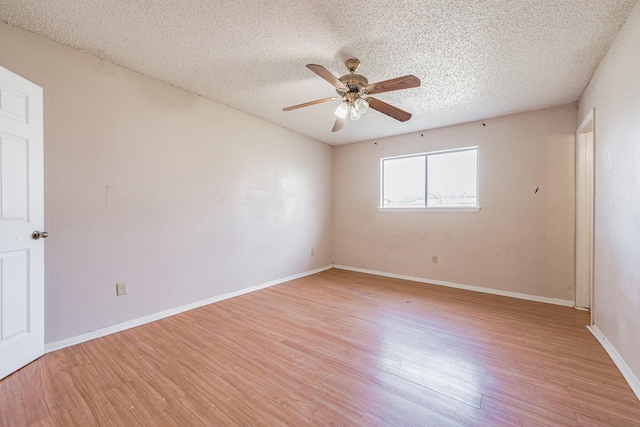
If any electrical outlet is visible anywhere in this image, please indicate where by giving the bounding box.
[311,249,315,256]
[116,282,127,296]
[432,255,438,264]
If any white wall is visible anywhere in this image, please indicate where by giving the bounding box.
[333,105,577,301]
[0,22,333,343]
[578,1,640,384]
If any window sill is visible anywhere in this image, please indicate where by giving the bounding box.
[378,207,481,213]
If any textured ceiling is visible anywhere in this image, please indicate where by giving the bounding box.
[0,0,636,145]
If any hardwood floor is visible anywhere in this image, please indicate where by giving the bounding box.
[1,268,639,426]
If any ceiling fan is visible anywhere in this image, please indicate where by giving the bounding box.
[283,59,420,132]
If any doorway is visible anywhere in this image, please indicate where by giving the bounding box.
[575,108,595,324]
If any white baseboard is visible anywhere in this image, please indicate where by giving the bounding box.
[44,265,333,353]
[332,264,575,307]
[588,325,640,401]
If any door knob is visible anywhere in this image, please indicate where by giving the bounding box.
[32,231,49,240]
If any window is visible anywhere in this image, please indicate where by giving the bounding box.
[381,147,478,209]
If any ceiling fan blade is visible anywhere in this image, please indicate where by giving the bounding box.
[332,116,346,132]
[364,75,420,95]
[283,97,340,111]
[307,64,348,91]
[367,97,412,122]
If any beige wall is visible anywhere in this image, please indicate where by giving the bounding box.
[333,105,577,301]
[0,22,333,343]
[578,2,640,382]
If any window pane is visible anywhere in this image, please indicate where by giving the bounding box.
[382,156,425,207]
[427,149,477,207]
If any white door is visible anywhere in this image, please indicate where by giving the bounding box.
[0,65,45,380]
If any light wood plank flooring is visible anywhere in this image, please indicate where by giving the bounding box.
[1,268,639,426]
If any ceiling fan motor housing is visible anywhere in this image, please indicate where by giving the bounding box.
[337,73,368,95]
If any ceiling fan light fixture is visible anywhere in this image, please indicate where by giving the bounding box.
[334,101,350,119]
[350,106,362,120]
[350,97,369,120]
[354,97,369,114]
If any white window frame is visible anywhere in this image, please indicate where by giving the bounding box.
[379,146,480,213]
